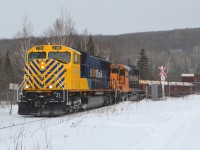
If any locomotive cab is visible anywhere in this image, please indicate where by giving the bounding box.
[110,64,130,92]
[24,45,89,91]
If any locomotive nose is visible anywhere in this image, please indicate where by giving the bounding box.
[24,58,66,90]
[40,60,46,70]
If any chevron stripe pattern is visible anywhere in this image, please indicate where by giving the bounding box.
[24,59,66,90]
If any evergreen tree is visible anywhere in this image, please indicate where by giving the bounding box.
[2,51,15,92]
[0,56,3,92]
[137,49,152,80]
[127,57,131,65]
[86,35,95,56]
[76,39,82,51]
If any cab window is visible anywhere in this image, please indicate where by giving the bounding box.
[120,69,125,76]
[49,52,71,63]
[73,54,80,64]
[28,52,46,62]
[112,68,119,74]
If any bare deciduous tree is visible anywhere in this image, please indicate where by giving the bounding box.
[0,55,4,91]
[11,16,34,79]
[45,8,76,46]
[183,54,199,73]
[98,42,117,62]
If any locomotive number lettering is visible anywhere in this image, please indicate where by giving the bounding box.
[89,69,102,78]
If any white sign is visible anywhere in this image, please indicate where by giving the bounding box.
[9,83,19,90]
[159,66,167,81]
[161,76,166,81]
[159,72,167,76]
[159,66,167,76]
[13,84,19,90]
[89,69,102,78]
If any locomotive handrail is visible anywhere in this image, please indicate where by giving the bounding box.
[17,80,25,102]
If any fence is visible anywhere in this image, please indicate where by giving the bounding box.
[0,82,24,114]
[0,91,18,114]
[0,91,18,105]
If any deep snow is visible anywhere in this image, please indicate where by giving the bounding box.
[0,95,200,150]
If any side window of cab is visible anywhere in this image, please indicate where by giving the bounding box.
[73,53,80,64]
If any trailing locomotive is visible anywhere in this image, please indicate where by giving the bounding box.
[18,45,140,116]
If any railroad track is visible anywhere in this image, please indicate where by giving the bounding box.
[0,109,87,130]
[0,99,140,130]
[0,118,48,130]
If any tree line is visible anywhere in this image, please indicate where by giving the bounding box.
[0,9,119,92]
[1,9,200,92]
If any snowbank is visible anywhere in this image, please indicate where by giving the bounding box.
[0,95,200,150]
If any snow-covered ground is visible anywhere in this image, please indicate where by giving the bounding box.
[1,95,200,150]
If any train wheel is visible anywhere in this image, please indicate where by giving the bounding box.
[124,95,129,101]
[104,96,113,106]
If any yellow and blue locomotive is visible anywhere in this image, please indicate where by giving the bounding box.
[18,45,140,116]
[19,45,112,116]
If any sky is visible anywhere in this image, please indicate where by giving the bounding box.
[1,0,200,38]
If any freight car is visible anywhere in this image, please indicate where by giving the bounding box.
[143,81,194,99]
[18,45,140,116]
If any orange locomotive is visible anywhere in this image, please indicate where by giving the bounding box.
[110,64,140,101]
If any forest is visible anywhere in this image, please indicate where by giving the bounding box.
[1,11,200,92]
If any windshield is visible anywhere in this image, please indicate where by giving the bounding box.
[49,52,71,63]
[112,68,119,74]
[28,52,46,62]
[120,69,125,76]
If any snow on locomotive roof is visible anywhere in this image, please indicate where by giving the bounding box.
[124,65,132,71]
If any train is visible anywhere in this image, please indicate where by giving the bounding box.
[18,45,140,116]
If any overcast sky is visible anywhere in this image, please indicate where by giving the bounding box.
[1,0,200,38]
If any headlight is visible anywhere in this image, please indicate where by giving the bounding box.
[49,85,53,89]
[25,85,29,89]
[41,65,45,69]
